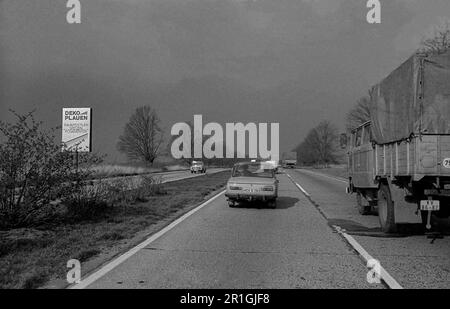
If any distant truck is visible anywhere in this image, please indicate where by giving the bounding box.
[282,152,297,168]
[343,51,450,233]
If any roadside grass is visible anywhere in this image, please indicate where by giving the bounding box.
[0,171,229,289]
[299,164,348,179]
[89,163,189,178]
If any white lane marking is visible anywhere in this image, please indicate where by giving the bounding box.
[70,190,226,289]
[333,226,403,289]
[286,173,402,289]
[295,169,348,184]
[285,173,311,197]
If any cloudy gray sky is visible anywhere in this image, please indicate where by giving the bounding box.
[1,0,449,161]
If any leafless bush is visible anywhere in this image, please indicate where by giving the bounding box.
[141,175,167,196]
[103,179,132,205]
[64,184,109,221]
[102,178,144,205]
[0,110,103,228]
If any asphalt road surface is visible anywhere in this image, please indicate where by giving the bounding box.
[74,168,450,289]
[79,172,383,289]
[287,169,450,289]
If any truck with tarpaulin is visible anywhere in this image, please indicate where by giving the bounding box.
[344,51,450,233]
[282,152,297,168]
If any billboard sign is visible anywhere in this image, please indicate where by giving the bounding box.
[62,108,92,152]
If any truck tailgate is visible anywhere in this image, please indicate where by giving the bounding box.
[417,135,450,176]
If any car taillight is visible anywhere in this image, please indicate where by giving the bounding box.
[229,186,242,190]
[262,186,274,191]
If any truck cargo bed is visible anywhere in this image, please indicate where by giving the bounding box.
[374,135,450,181]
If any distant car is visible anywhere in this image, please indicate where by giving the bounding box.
[190,161,206,174]
[225,162,279,208]
[264,160,279,173]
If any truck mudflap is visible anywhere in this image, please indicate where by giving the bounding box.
[388,180,423,224]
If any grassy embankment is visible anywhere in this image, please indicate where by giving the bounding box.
[0,171,229,289]
[89,163,189,179]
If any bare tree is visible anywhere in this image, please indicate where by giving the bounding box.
[313,121,339,167]
[346,95,371,132]
[295,121,339,167]
[117,106,164,165]
[419,18,450,54]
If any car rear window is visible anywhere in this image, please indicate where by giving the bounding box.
[232,163,274,178]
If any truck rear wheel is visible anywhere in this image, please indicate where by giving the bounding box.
[267,200,277,209]
[356,192,371,215]
[377,184,397,233]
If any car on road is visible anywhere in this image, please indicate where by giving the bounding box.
[225,162,279,208]
[264,160,280,173]
[190,160,206,174]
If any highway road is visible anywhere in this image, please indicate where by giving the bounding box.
[76,171,382,289]
[287,169,450,289]
[72,168,450,289]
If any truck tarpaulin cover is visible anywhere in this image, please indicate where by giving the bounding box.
[370,50,450,144]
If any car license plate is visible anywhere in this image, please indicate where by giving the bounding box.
[420,200,440,211]
[244,188,259,193]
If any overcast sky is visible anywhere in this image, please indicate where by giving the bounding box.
[1,0,449,161]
